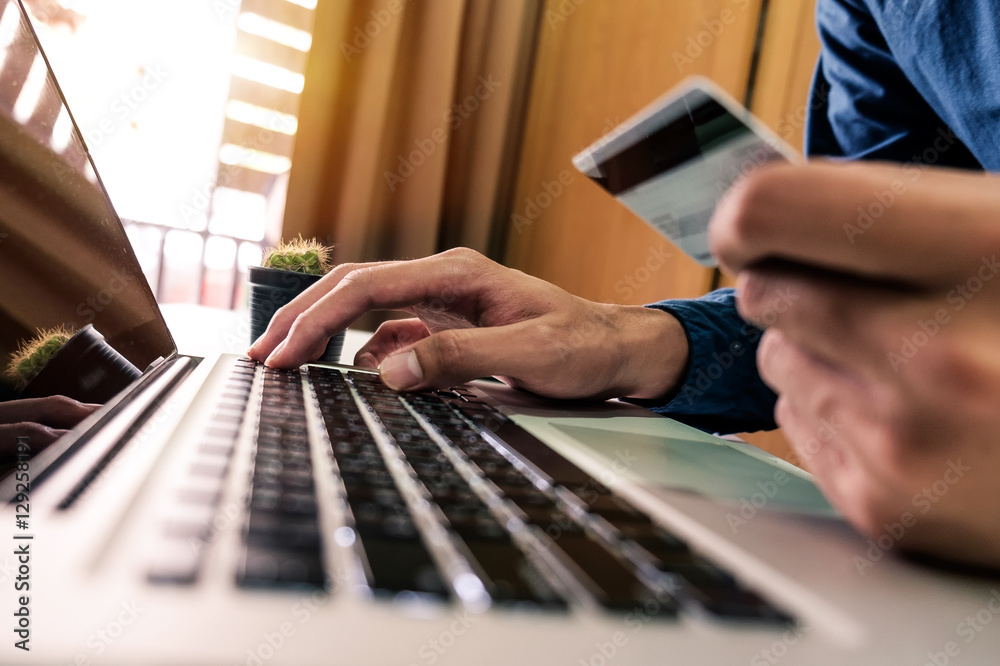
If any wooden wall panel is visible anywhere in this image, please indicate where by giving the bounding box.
[503,0,764,306]
[746,0,823,154]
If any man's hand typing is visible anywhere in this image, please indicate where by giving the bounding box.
[248,248,689,403]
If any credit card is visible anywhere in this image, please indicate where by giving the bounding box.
[573,77,799,267]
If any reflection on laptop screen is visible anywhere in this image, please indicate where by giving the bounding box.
[0,0,173,400]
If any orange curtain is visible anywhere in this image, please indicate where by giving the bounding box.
[283,0,542,264]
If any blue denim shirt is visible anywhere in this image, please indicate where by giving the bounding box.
[638,0,998,433]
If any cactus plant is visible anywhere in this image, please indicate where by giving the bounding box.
[5,324,75,389]
[262,237,332,276]
[6,324,142,403]
[249,237,342,363]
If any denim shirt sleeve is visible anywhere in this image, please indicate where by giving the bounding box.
[623,289,778,434]
[807,0,992,170]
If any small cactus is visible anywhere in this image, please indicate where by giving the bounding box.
[262,237,332,276]
[6,325,75,389]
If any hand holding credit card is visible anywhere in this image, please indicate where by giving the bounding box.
[573,77,799,267]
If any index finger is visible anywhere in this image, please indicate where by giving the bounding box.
[709,161,1000,287]
[261,249,497,368]
[247,259,395,361]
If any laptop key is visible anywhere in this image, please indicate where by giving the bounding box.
[239,544,326,588]
[148,538,204,585]
[544,530,678,615]
[459,537,566,608]
[685,585,794,622]
[246,513,322,550]
[356,532,448,597]
[483,421,595,486]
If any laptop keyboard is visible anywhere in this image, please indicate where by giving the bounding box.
[154,358,792,623]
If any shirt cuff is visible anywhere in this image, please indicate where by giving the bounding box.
[622,289,778,434]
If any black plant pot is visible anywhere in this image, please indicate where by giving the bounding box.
[248,266,344,364]
[23,324,142,404]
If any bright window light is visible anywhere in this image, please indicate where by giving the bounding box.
[238,12,311,52]
[284,0,317,10]
[0,1,19,72]
[12,55,47,123]
[83,158,97,183]
[219,143,292,174]
[58,0,94,14]
[226,99,298,135]
[50,106,73,153]
[163,229,204,264]
[231,55,304,93]
[204,235,238,270]
[210,187,267,240]
[238,241,263,269]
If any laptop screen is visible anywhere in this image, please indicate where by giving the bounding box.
[0,0,174,400]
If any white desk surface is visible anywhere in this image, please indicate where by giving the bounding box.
[160,303,371,362]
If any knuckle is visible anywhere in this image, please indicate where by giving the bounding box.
[339,267,379,309]
[441,247,494,282]
[339,266,369,289]
[286,312,317,341]
[39,394,72,419]
[442,247,482,262]
[335,261,364,274]
[53,394,79,413]
[918,338,983,398]
[48,394,73,408]
[270,304,299,331]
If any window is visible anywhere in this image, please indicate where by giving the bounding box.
[26,0,316,309]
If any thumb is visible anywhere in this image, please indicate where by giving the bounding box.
[378,324,533,391]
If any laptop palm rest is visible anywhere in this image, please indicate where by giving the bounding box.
[543,419,836,516]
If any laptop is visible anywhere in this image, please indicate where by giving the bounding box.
[1,1,997,663]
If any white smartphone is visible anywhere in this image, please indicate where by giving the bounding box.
[573,77,800,267]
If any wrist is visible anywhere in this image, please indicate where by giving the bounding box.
[606,305,690,401]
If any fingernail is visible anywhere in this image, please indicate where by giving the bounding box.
[354,352,378,370]
[380,350,423,390]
